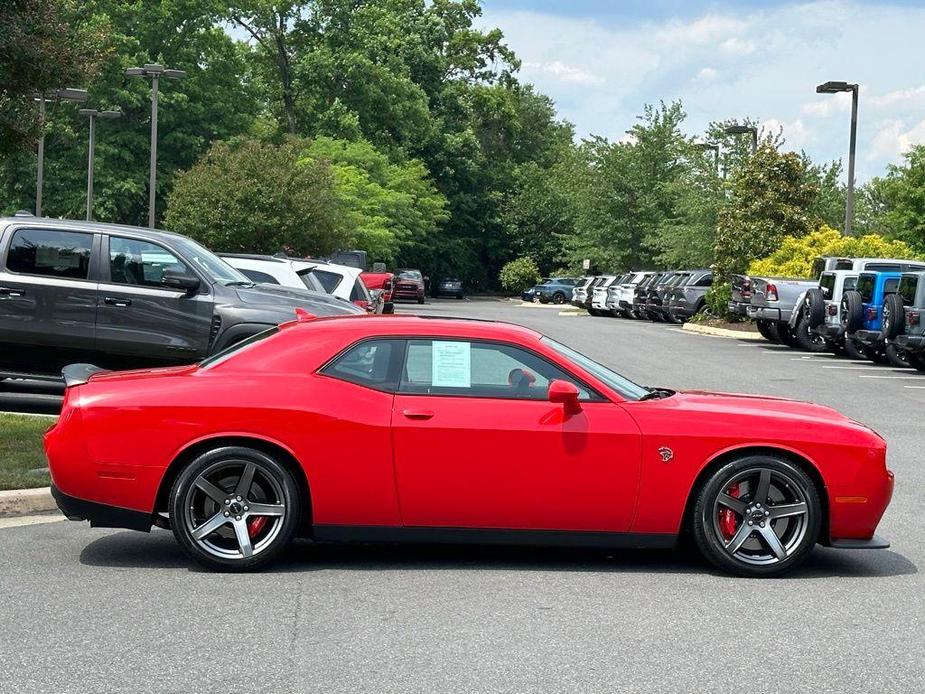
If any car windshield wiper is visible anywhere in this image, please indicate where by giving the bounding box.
[640,387,676,401]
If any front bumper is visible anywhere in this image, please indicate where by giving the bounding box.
[392,288,424,301]
[853,329,884,347]
[51,483,152,532]
[894,334,925,353]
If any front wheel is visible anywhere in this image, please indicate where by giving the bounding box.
[170,447,300,572]
[693,456,821,577]
[794,316,828,352]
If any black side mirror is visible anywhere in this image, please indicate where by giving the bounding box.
[162,270,201,294]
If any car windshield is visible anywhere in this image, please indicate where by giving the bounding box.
[398,270,422,280]
[542,337,649,401]
[172,237,253,286]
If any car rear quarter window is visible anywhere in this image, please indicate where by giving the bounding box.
[6,228,92,279]
[311,269,342,293]
[239,269,280,285]
[400,339,594,401]
[321,339,400,390]
[857,275,875,302]
[694,273,713,287]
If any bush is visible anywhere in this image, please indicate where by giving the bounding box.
[748,225,922,278]
[499,257,541,294]
[705,282,732,320]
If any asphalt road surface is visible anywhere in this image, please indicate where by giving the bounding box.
[2,298,922,693]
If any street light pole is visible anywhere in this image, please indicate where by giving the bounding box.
[126,64,185,228]
[695,142,721,175]
[724,124,758,155]
[816,81,860,235]
[33,88,87,216]
[79,109,122,221]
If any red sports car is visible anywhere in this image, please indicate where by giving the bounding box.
[45,315,893,576]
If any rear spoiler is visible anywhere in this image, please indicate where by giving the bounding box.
[61,363,108,388]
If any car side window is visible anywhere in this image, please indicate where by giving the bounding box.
[6,228,93,279]
[109,236,190,287]
[239,269,280,285]
[695,274,713,287]
[311,269,342,293]
[400,339,594,401]
[321,339,400,391]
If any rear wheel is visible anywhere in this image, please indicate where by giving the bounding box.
[907,352,925,372]
[777,324,799,348]
[794,316,827,352]
[755,319,779,343]
[885,342,909,368]
[552,292,566,305]
[844,336,866,360]
[170,447,300,572]
[863,344,889,365]
[693,456,820,577]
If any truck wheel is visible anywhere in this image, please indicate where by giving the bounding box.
[907,353,925,372]
[840,291,864,334]
[885,343,909,368]
[794,316,827,352]
[862,344,889,365]
[803,288,826,328]
[881,293,904,340]
[844,336,866,360]
[755,319,780,343]
[777,324,799,348]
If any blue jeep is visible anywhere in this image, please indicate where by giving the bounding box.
[840,270,907,366]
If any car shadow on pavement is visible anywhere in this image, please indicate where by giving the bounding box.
[79,530,918,579]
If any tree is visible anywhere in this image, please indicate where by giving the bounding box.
[300,136,448,263]
[0,0,109,155]
[875,145,925,252]
[748,225,921,278]
[714,144,819,278]
[164,137,343,256]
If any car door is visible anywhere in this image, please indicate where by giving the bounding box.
[391,338,642,532]
[0,224,100,374]
[95,234,213,365]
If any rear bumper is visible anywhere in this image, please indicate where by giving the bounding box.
[853,329,883,347]
[51,483,152,532]
[894,334,925,352]
[816,322,844,340]
[752,307,783,322]
[829,535,890,549]
[727,301,751,317]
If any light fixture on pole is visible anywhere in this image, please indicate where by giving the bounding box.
[724,124,758,155]
[79,109,122,221]
[816,80,859,236]
[33,88,88,216]
[125,63,186,227]
[694,142,721,175]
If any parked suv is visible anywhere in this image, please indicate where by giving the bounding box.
[666,269,712,322]
[589,275,618,316]
[535,277,580,304]
[0,217,362,378]
[802,270,859,354]
[840,271,906,366]
[643,271,681,321]
[891,271,925,372]
[608,271,646,318]
[570,276,595,308]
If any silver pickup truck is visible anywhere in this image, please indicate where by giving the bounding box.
[748,277,818,348]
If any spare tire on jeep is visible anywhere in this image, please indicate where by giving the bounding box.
[881,292,905,340]
[840,290,864,335]
[803,288,826,328]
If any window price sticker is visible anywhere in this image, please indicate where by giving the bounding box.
[431,341,471,388]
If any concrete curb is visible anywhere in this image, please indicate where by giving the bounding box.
[682,322,764,340]
[0,487,56,517]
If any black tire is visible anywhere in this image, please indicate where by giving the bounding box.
[417,297,425,305]
[170,447,300,572]
[885,342,910,368]
[803,288,826,328]
[907,352,925,372]
[588,308,601,317]
[881,293,904,340]
[755,319,780,343]
[862,344,889,365]
[777,324,799,348]
[844,336,866,360]
[552,292,566,305]
[794,316,828,352]
[693,456,821,578]
[456,294,464,300]
[829,340,847,357]
[840,290,864,334]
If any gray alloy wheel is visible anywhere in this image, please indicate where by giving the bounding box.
[170,447,299,571]
[693,456,821,577]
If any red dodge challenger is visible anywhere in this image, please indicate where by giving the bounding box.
[45,314,894,576]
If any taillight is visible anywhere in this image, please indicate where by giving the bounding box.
[908,311,920,326]
[866,307,877,321]
[766,284,778,302]
[827,304,837,316]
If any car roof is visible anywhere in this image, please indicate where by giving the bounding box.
[285,314,542,342]
[0,216,191,243]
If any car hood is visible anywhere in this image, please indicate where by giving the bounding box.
[233,285,362,315]
[670,389,859,426]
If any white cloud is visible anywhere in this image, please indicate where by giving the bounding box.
[521,61,605,86]
[480,1,925,180]
[763,118,813,150]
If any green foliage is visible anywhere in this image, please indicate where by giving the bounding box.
[705,282,732,320]
[748,225,921,278]
[0,0,110,155]
[872,145,925,252]
[164,137,343,255]
[714,145,819,279]
[300,136,448,263]
[499,257,540,294]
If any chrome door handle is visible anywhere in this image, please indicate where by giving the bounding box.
[104,297,132,307]
[402,409,435,420]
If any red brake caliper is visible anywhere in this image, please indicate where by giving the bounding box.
[719,483,740,539]
[248,516,269,538]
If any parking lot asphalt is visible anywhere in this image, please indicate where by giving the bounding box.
[2,298,922,693]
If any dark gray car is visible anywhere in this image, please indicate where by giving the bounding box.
[0,217,362,378]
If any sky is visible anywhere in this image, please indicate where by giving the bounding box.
[478,0,925,181]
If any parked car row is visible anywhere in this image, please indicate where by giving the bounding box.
[570,269,715,323]
[731,256,925,371]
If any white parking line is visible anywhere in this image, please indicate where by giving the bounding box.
[821,365,909,370]
[903,385,925,389]
[858,375,925,379]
